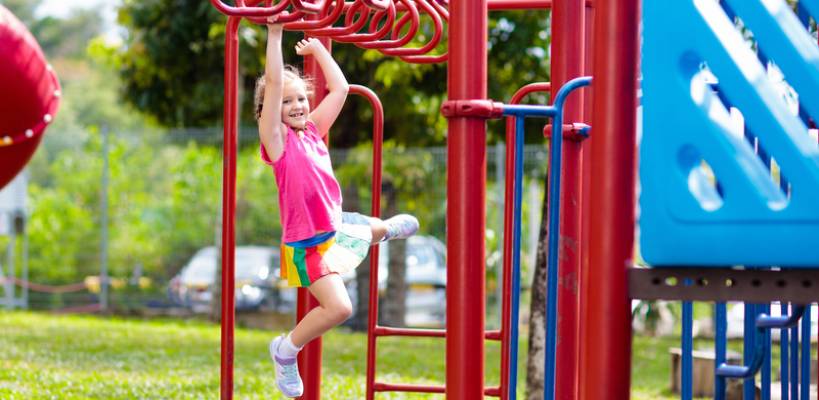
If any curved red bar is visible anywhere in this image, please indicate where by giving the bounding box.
[246,10,306,24]
[348,84,385,400]
[291,0,327,14]
[305,0,370,36]
[361,0,391,11]
[378,0,442,56]
[399,53,447,63]
[331,3,395,42]
[285,0,344,29]
[495,81,550,400]
[397,0,447,63]
[209,0,290,17]
[354,0,418,49]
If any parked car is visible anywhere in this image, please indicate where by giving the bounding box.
[171,236,447,325]
[343,235,447,326]
[169,246,281,313]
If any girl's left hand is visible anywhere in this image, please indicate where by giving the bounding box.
[295,38,323,56]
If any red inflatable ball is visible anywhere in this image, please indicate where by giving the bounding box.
[0,4,60,190]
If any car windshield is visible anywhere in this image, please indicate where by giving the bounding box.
[407,244,433,267]
[235,249,272,280]
[182,257,216,282]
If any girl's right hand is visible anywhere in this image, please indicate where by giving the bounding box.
[266,15,283,33]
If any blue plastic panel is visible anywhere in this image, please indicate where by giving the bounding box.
[640,0,819,267]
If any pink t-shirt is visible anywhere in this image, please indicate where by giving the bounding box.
[261,121,342,242]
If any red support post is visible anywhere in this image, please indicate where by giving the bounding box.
[550,1,586,399]
[446,0,488,398]
[578,1,638,399]
[295,34,332,400]
[220,15,240,400]
[578,1,594,396]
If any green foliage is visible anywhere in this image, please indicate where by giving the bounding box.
[335,141,442,232]
[25,128,289,284]
[115,0,264,127]
[112,3,551,146]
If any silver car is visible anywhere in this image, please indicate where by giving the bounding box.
[341,235,447,327]
[169,246,281,313]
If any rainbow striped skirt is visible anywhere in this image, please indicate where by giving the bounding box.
[280,212,373,288]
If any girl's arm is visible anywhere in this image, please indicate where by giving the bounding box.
[258,20,286,162]
[297,38,349,137]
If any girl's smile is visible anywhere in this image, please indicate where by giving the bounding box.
[282,80,310,130]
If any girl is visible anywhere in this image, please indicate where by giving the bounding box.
[254,17,419,398]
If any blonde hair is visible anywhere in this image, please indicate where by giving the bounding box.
[254,65,315,121]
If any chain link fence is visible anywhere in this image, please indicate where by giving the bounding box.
[0,127,550,317]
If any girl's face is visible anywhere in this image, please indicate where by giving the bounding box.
[282,80,310,130]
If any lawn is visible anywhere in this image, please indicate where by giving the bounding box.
[0,311,685,399]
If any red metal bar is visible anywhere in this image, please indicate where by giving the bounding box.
[488,0,552,10]
[372,383,503,396]
[209,0,289,17]
[219,15,240,400]
[291,0,327,14]
[371,326,503,339]
[347,85,384,400]
[295,33,333,400]
[578,2,594,397]
[331,4,394,42]
[446,0,487,398]
[551,1,586,399]
[578,0,638,399]
[379,0,442,56]
[355,0,419,50]
[306,0,370,37]
[284,0,343,30]
[374,383,445,393]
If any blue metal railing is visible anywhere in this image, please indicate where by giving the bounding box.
[502,76,591,400]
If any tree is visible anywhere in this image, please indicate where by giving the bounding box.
[113,4,550,145]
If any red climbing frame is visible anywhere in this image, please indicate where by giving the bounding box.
[210,1,623,399]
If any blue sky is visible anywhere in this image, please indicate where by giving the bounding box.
[36,0,122,42]
[36,0,117,19]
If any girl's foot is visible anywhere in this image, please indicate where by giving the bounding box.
[270,335,304,398]
[384,214,419,241]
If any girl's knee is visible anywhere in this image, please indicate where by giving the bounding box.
[328,300,353,323]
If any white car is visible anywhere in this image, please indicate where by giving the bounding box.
[341,235,447,327]
[169,246,281,313]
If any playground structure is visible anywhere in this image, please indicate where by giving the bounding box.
[0,5,61,190]
[0,5,60,312]
[1,0,818,399]
[211,0,819,399]
[211,0,594,399]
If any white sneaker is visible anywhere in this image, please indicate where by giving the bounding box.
[384,214,419,241]
[269,335,304,398]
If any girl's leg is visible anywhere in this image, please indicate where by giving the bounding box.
[369,217,388,243]
[288,273,353,347]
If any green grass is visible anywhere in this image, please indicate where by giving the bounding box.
[0,311,728,399]
[0,311,528,399]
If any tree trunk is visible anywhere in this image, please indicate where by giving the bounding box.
[380,183,407,327]
[525,185,550,400]
[348,253,371,331]
[345,179,370,331]
[382,238,407,327]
